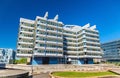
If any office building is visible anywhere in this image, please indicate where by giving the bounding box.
[17,12,64,64]
[0,48,16,64]
[101,40,120,62]
[17,12,102,65]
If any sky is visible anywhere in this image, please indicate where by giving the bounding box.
[0,0,120,49]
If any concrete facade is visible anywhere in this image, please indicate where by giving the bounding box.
[17,12,102,65]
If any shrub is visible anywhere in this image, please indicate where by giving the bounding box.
[14,58,27,64]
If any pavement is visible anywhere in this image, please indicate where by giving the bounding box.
[0,68,28,77]
[33,72,51,78]
[110,69,120,75]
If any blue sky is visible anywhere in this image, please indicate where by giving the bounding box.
[0,0,120,49]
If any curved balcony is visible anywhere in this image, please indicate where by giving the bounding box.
[67,55,102,58]
[47,24,62,29]
[46,41,63,45]
[82,55,102,58]
[37,22,46,26]
[65,37,77,41]
[83,45,101,49]
[37,28,46,32]
[86,37,99,40]
[20,31,34,34]
[19,36,34,39]
[63,33,76,37]
[47,35,62,40]
[66,51,84,54]
[46,53,63,57]
[18,41,33,45]
[35,40,45,43]
[47,29,57,33]
[35,46,45,50]
[85,41,100,45]
[85,32,99,37]
[21,25,34,29]
[36,34,46,37]
[17,53,32,57]
[17,47,33,50]
[85,51,102,54]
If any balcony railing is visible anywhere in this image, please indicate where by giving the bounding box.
[21,25,34,29]
[67,55,102,58]
[19,36,34,39]
[86,37,99,40]
[17,47,33,50]
[84,41,100,45]
[36,34,46,37]
[37,28,46,32]
[37,22,46,26]
[66,51,84,54]
[35,46,45,50]
[86,51,103,54]
[63,33,76,37]
[35,40,45,43]
[83,45,100,49]
[20,31,34,34]
[18,41,33,45]
[17,53,32,57]
[85,32,99,37]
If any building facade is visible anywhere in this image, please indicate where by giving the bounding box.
[63,24,102,64]
[17,12,102,65]
[17,12,64,64]
[0,48,16,64]
[101,40,120,62]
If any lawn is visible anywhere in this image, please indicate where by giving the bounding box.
[52,71,117,78]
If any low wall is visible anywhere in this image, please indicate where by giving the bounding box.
[5,64,120,75]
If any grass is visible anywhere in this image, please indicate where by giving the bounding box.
[52,71,117,78]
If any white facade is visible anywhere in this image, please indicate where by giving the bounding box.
[63,24,102,64]
[17,12,102,64]
[17,12,63,57]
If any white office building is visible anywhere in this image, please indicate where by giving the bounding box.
[17,12,102,65]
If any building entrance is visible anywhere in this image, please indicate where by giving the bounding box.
[42,57,49,64]
[84,58,88,64]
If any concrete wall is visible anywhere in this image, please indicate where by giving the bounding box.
[6,64,119,75]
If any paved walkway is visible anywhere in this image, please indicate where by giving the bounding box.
[110,69,120,75]
[33,72,51,78]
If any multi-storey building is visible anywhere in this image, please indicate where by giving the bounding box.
[17,12,102,65]
[63,24,102,64]
[0,48,16,64]
[101,40,120,62]
[17,12,64,64]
